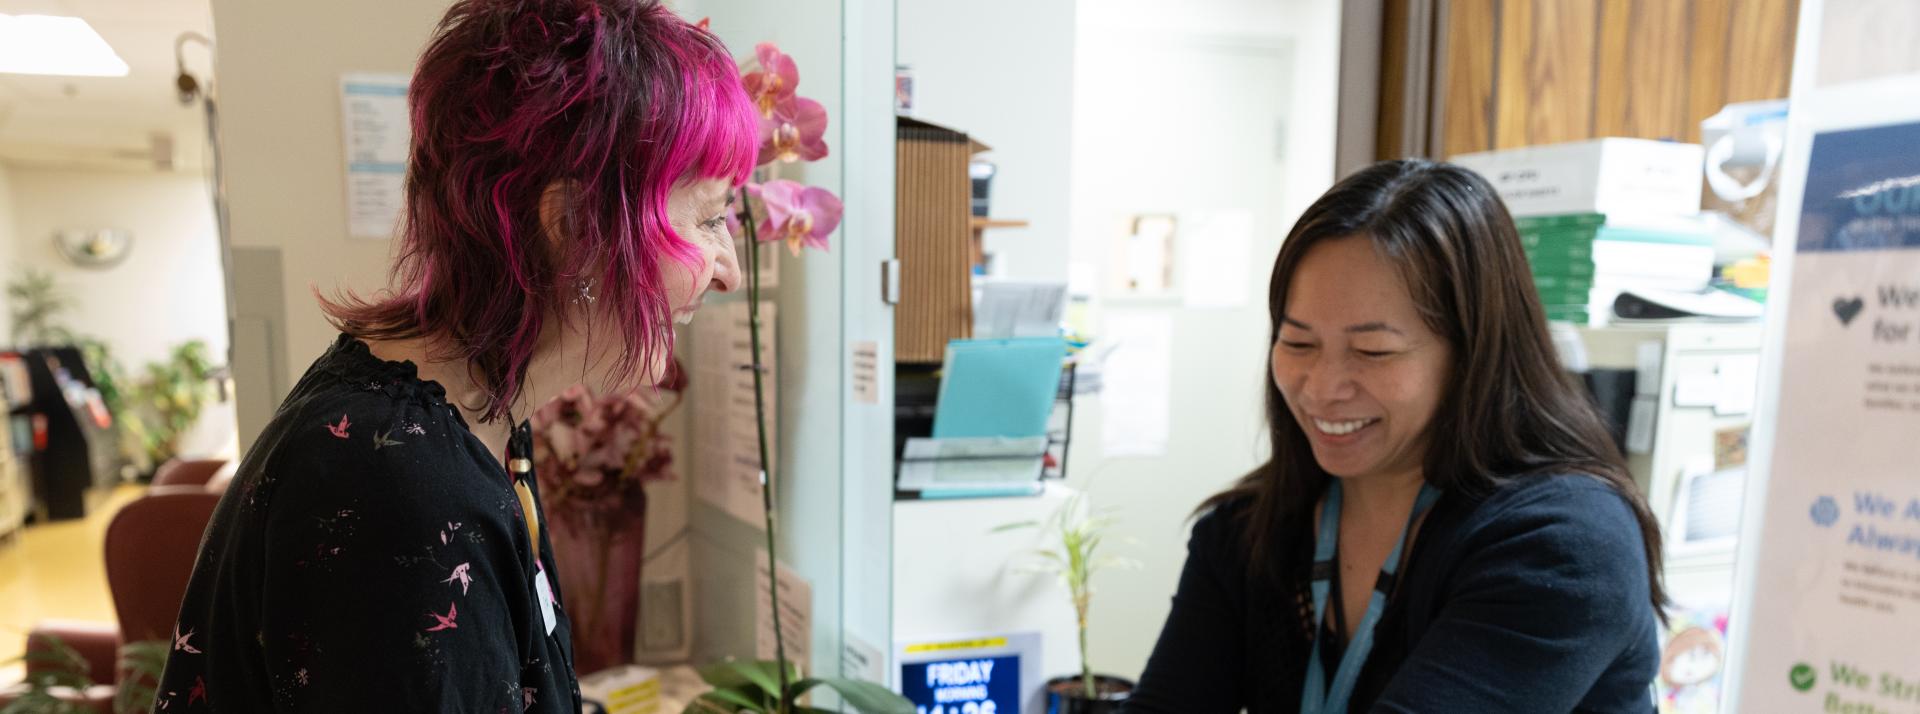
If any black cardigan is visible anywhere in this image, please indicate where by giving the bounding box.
[1122,473,1659,713]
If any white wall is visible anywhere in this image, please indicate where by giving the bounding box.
[1063,0,1344,679]
[897,0,1075,281]
[208,0,441,401]
[5,167,228,368]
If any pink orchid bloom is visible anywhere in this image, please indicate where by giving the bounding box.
[757,96,829,166]
[753,180,843,255]
[742,42,798,117]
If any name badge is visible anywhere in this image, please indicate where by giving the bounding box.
[534,563,558,636]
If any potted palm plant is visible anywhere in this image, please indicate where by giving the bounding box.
[995,493,1137,713]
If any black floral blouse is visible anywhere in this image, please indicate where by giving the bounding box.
[155,335,581,712]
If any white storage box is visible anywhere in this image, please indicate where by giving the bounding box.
[1451,138,1705,218]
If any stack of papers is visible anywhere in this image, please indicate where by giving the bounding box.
[897,436,1049,498]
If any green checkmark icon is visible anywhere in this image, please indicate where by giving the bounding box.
[1790,663,1817,693]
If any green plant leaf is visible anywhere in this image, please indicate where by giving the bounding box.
[3,690,83,714]
[989,520,1040,533]
[691,686,768,713]
[23,669,90,690]
[698,659,788,700]
[790,677,915,714]
[683,692,752,714]
[114,639,170,714]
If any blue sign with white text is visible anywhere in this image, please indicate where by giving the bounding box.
[1799,121,1920,253]
[899,655,1020,714]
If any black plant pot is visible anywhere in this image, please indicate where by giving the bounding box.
[1045,674,1134,714]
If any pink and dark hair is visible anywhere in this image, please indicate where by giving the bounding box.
[323,0,758,421]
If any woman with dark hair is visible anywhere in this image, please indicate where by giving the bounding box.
[1123,160,1664,713]
[155,0,754,710]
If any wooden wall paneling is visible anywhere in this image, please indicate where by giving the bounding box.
[1534,0,1600,146]
[1378,0,1412,159]
[1724,0,1799,104]
[1594,0,1631,137]
[1496,0,1600,149]
[1595,0,1689,141]
[1493,0,1532,149]
[1684,0,1732,144]
[1438,0,1499,158]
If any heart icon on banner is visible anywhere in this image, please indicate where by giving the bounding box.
[1833,296,1865,326]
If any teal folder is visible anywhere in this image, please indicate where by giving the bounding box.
[931,337,1066,439]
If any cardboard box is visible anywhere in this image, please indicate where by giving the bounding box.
[896,117,990,364]
[1452,139,1705,217]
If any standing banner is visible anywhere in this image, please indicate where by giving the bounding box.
[1728,3,1920,711]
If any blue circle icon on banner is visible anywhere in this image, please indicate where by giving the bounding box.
[1810,496,1840,528]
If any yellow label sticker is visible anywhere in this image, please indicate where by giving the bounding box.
[904,638,1008,654]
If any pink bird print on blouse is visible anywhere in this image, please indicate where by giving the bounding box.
[326,414,351,439]
[426,602,459,632]
[189,676,208,704]
[443,562,473,595]
[172,625,200,654]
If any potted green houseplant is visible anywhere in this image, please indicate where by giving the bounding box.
[0,635,169,714]
[995,493,1138,713]
[124,340,221,477]
[6,269,77,347]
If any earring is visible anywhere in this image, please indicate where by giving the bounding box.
[573,278,597,305]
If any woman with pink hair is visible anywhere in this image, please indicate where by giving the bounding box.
[157,0,756,710]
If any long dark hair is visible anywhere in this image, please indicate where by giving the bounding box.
[1203,159,1667,616]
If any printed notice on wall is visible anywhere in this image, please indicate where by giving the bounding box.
[339,73,410,240]
[852,340,880,405]
[1732,83,1920,712]
[690,301,776,529]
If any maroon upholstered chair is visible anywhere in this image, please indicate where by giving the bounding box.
[104,490,220,643]
[149,458,229,489]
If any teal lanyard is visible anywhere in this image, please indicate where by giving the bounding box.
[1300,480,1440,714]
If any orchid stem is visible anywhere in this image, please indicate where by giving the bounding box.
[739,186,792,714]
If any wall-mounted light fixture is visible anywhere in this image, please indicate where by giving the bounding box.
[52,229,134,269]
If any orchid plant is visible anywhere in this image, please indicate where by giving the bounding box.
[682,41,907,714]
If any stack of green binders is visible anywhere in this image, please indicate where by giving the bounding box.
[1515,213,1716,325]
[1516,213,1605,324]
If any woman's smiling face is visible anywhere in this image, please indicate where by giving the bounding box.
[1270,235,1451,482]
